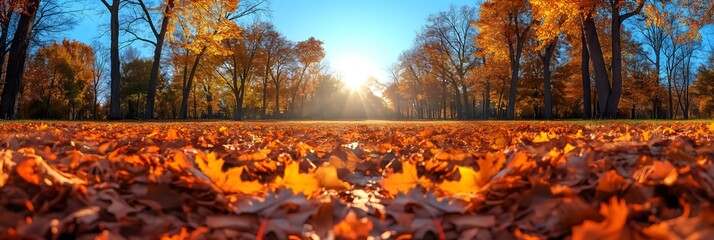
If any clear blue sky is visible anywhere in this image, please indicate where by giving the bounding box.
[268,0,475,83]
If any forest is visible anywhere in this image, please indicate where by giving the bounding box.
[0,0,712,121]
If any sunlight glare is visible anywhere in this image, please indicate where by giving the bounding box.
[334,55,379,90]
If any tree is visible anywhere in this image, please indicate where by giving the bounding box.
[172,0,267,119]
[256,26,281,118]
[121,58,152,119]
[100,0,122,120]
[21,39,94,119]
[269,37,294,118]
[477,0,533,120]
[421,5,478,119]
[289,37,324,116]
[214,22,266,120]
[91,43,109,120]
[0,0,40,119]
[124,0,175,120]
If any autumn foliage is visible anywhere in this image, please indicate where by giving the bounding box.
[2,121,714,239]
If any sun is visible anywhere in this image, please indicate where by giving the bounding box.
[334,55,378,90]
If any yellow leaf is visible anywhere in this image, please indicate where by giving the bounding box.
[708,122,714,132]
[642,130,651,141]
[315,165,350,190]
[575,129,584,139]
[274,162,319,196]
[195,152,263,194]
[614,132,632,142]
[564,143,576,154]
[533,132,550,143]
[438,166,481,195]
[380,162,432,195]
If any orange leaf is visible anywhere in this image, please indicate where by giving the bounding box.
[195,152,263,194]
[315,164,350,190]
[333,211,373,239]
[380,162,432,195]
[274,162,319,196]
[572,198,629,240]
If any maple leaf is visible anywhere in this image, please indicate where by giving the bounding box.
[380,161,433,195]
[273,162,319,196]
[194,152,263,194]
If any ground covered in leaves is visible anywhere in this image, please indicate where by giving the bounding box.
[1,121,714,239]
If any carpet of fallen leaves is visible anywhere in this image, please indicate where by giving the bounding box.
[1,121,714,240]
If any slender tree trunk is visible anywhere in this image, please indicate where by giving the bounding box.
[583,16,611,119]
[461,86,470,119]
[607,12,623,118]
[179,46,207,119]
[0,11,12,86]
[668,73,673,119]
[542,42,555,120]
[0,0,40,119]
[145,0,174,120]
[262,79,267,118]
[452,81,462,119]
[581,33,592,119]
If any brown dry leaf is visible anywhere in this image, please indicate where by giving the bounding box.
[194,152,263,194]
[381,161,432,195]
[274,162,319,196]
[333,211,373,240]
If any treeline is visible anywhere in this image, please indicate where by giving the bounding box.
[384,1,714,120]
[0,0,713,120]
[0,0,392,120]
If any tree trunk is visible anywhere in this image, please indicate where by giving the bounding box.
[606,11,623,118]
[274,79,280,118]
[542,42,555,120]
[581,33,592,119]
[0,0,40,119]
[0,10,12,86]
[483,82,491,120]
[179,46,207,119]
[262,79,268,118]
[582,16,611,119]
[145,0,174,120]
[462,86,470,119]
[452,81,462,119]
[108,0,121,120]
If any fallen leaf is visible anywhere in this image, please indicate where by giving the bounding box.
[333,211,373,240]
[381,161,432,195]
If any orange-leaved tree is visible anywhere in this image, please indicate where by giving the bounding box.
[476,0,533,120]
